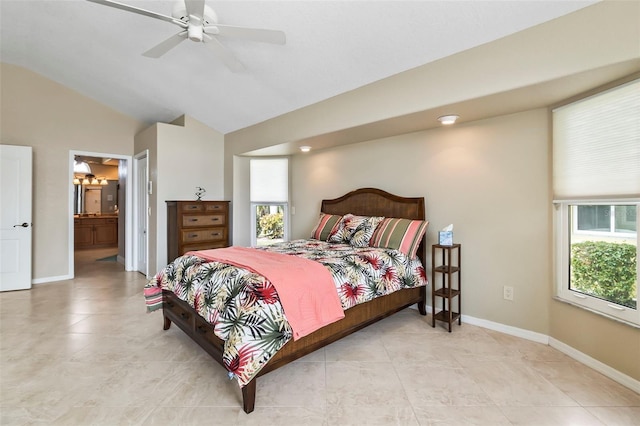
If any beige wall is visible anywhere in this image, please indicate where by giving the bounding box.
[135,115,225,273]
[550,289,640,382]
[291,109,551,333]
[0,63,145,280]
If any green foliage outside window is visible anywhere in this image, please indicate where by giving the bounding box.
[571,241,637,309]
[258,212,284,239]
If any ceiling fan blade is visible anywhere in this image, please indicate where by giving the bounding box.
[86,0,187,28]
[142,31,188,58]
[206,25,286,45]
[185,0,205,19]
[203,34,245,72]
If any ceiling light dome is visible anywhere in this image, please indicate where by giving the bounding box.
[74,161,92,174]
[438,115,460,125]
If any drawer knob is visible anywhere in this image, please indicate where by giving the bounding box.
[189,234,198,238]
[189,218,198,222]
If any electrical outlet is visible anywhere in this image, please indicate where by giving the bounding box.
[503,286,514,301]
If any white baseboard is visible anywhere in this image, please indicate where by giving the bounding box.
[32,274,72,285]
[417,304,639,394]
[461,314,549,344]
[549,337,640,394]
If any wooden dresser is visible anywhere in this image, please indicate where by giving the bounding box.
[166,200,230,263]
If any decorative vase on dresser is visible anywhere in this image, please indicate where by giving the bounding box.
[166,200,230,263]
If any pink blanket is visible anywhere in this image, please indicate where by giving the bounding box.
[188,247,345,340]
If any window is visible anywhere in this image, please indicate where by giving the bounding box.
[575,205,637,235]
[553,79,639,326]
[250,158,289,247]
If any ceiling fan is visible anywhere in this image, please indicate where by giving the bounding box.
[86,0,286,72]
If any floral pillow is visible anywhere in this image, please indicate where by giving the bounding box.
[310,213,343,241]
[328,214,385,247]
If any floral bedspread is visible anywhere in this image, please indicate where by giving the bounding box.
[151,239,427,387]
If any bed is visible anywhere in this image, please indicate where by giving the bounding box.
[152,187,428,413]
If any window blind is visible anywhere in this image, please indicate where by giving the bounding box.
[552,79,640,200]
[250,158,288,202]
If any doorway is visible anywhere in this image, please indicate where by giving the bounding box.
[133,150,149,277]
[69,151,134,277]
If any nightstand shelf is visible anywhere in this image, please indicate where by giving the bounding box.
[431,243,461,332]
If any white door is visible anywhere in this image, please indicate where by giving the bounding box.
[134,152,148,276]
[0,145,33,291]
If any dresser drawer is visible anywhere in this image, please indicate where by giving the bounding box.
[180,203,204,212]
[204,202,228,213]
[182,241,228,254]
[181,228,226,243]
[182,214,226,227]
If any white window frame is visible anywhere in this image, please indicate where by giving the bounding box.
[555,200,639,326]
[249,158,290,247]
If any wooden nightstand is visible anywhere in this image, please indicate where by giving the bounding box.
[431,243,461,332]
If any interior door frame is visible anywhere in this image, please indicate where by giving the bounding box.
[133,150,149,278]
[68,150,133,276]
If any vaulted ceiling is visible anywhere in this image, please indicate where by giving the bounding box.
[0,0,600,135]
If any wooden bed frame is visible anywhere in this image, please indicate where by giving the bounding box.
[161,187,427,413]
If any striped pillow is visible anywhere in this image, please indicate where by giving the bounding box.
[369,218,429,258]
[310,213,343,241]
[144,283,163,312]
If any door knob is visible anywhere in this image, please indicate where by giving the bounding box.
[13,223,29,228]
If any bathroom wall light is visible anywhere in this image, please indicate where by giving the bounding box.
[437,115,459,125]
[299,146,311,153]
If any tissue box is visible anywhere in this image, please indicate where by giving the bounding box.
[438,231,453,246]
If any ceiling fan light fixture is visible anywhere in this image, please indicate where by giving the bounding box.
[438,115,460,125]
[188,19,204,42]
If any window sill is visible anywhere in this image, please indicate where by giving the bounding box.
[553,296,640,330]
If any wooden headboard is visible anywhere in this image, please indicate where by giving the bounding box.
[321,188,427,263]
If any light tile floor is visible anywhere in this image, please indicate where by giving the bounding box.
[1,248,639,425]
